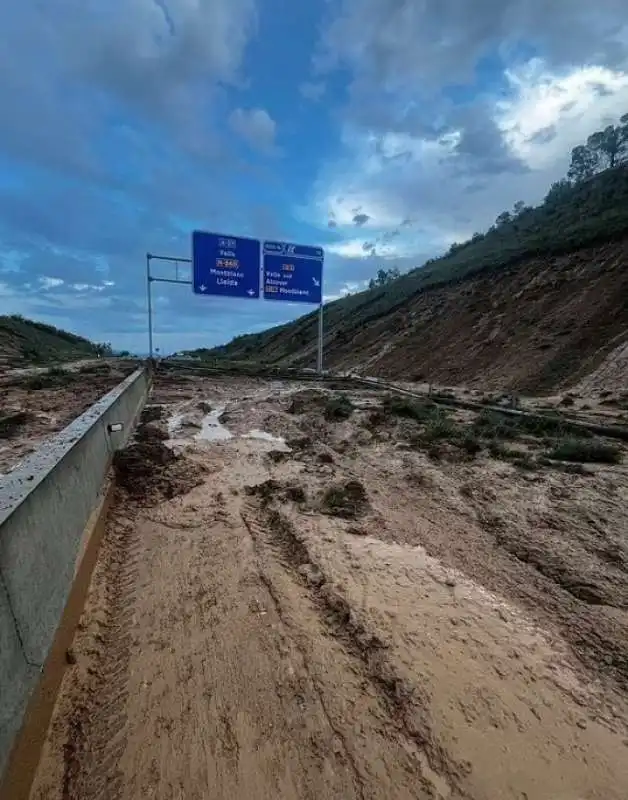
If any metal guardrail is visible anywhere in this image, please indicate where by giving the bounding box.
[351,375,628,443]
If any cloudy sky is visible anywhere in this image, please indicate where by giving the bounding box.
[1,1,627,353]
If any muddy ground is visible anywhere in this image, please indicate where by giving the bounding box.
[0,362,135,474]
[29,375,628,799]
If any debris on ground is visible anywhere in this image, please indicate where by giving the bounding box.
[113,423,205,503]
[321,480,370,518]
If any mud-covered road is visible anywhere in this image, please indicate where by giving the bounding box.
[30,375,628,799]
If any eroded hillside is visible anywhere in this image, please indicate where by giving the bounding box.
[329,239,628,392]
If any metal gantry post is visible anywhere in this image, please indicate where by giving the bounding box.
[146,253,154,360]
[317,302,324,374]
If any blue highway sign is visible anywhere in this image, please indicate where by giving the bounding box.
[262,241,324,304]
[192,231,260,299]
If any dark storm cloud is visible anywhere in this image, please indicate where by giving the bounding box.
[352,213,371,226]
[316,0,628,89]
[448,105,528,175]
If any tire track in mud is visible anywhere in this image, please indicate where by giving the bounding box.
[240,508,368,800]
[61,512,140,800]
[241,498,470,800]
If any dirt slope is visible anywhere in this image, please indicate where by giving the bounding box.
[28,376,628,800]
[342,240,628,392]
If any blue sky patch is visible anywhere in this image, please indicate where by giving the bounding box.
[0,0,627,353]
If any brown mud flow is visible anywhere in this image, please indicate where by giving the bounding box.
[0,362,136,474]
[28,376,628,800]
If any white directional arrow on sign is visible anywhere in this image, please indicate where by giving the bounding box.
[247,289,255,296]
[313,277,320,287]
[200,284,207,292]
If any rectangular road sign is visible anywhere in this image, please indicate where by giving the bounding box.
[192,230,260,299]
[262,241,324,304]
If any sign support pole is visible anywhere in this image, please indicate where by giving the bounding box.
[145,254,192,360]
[146,252,153,360]
[317,302,324,374]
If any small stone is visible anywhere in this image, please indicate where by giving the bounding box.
[65,648,77,665]
[576,719,588,730]
[346,525,367,536]
[297,563,325,587]
[444,578,456,588]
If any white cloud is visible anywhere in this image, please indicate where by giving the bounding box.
[39,276,64,289]
[228,107,278,154]
[305,127,465,257]
[327,237,411,259]
[327,239,374,259]
[497,61,628,168]
[324,280,369,302]
[69,281,114,292]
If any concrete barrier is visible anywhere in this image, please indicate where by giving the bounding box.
[0,367,150,780]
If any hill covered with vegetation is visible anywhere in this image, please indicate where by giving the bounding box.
[0,315,110,368]
[192,115,628,390]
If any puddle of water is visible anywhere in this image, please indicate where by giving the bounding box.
[194,407,233,442]
[167,412,185,438]
[243,429,286,445]
[165,404,285,448]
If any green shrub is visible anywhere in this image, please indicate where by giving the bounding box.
[422,411,459,442]
[473,408,589,440]
[547,439,622,464]
[383,394,436,423]
[488,441,515,460]
[323,395,354,421]
[473,410,522,440]
[458,435,482,456]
